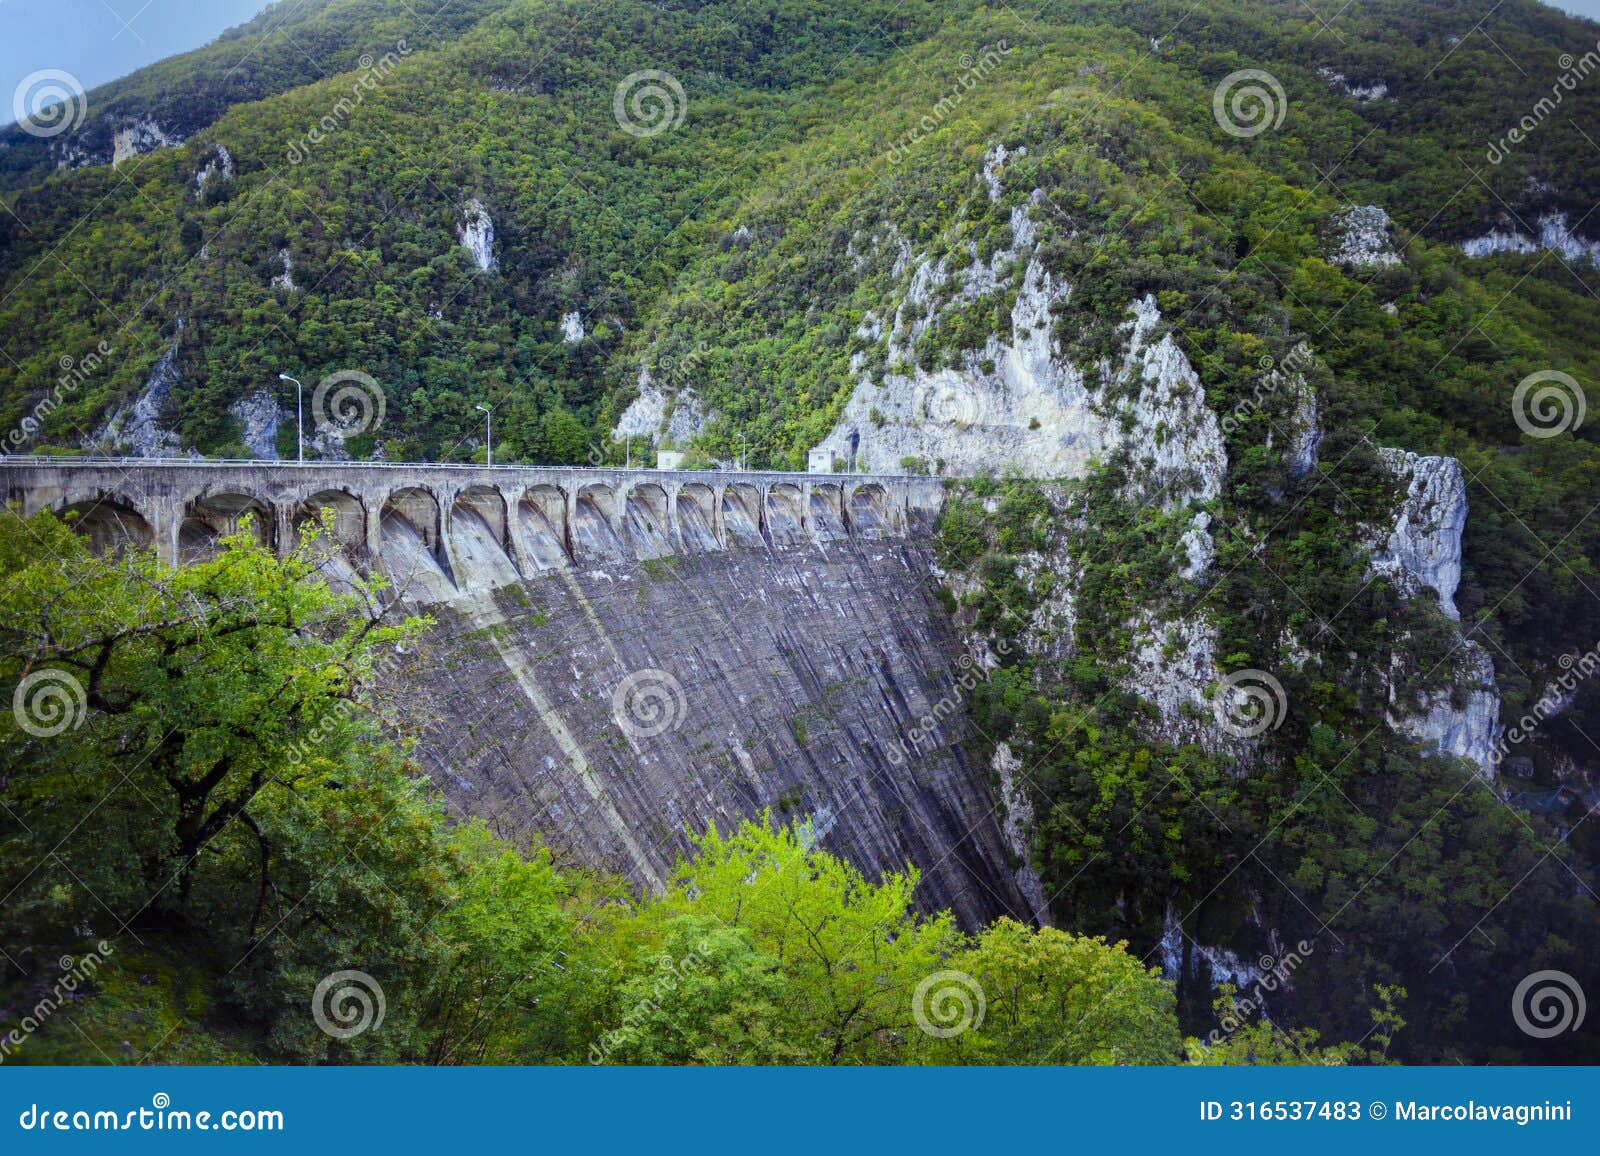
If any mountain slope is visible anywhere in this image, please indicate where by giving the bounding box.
[4,0,1600,1061]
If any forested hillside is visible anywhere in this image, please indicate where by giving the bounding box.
[3,0,1600,1064]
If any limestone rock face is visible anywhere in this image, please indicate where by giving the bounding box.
[560,311,585,343]
[1328,205,1401,268]
[229,390,281,459]
[1371,449,1468,620]
[1372,448,1503,778]
[1389,643,1501,778]
[88,338,189,457]
[458,198,497,272]
[1461,211,1600,267]
[613,371,708,447]
[817,180,1225,494]
[112,117,181,165]
[399,542,1034,929]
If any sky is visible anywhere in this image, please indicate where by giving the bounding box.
[0,0,1598,112]
[0,0,270,103]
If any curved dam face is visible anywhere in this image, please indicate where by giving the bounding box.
[406,540,1030,929]
[2,461,1026,927]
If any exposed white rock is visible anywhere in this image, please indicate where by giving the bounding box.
[229,390,281,459]
[1370,449,1467,620]
[89,339,189,457]
[1284,379,1321,478]
[1179,511,1214,581]
[1122,611,1227,751]
[1460,212,1600,266]
[1318,68,1391,102]
[612,370,709,447]
[1160,904,1271,991]
[458,198,497,272]
[991,742,1052,926]
[1390,641,1501,780]
[1328,204,1401,267]
[1372,449,1503,778]
[194,143,234,193]
[560,311,585,343]
[979,142,1024,202]
[270,247,296,292]
[112,117,181,165]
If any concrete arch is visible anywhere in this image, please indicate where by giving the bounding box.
[57,497,155,556]
[720,483,765,549]
[450,485,520,591]
[295,488,367,552]
[517,484,571,570]
[621,482,673,560]
[847,483,893,540]
[675,483,720,552]
[808,482,846,543]
[380,486,457,601]
[179,492,273,562]
[766,483,806,548]
[572,483,625,563]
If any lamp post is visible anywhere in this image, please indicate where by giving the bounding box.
[277,373,303,463]
[476,404,494,467]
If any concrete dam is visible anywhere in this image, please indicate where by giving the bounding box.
[3,459,1036,927]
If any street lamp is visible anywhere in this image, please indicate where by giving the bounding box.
[277,373,303,463]
[476,404,494,467]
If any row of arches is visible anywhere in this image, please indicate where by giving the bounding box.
[42,478,905,599]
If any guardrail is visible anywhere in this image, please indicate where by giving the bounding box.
[0,455,926,481]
